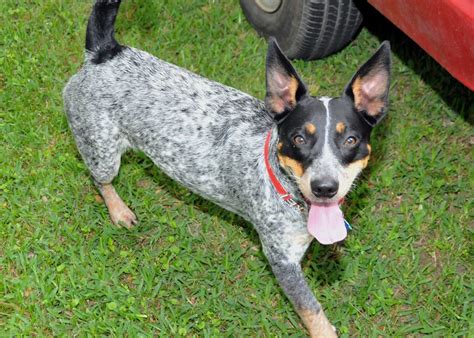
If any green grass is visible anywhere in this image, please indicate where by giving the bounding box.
[1,1,473,336]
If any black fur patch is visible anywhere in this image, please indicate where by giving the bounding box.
[86,0,123,64]
[329,98,372,165]
[277,96,373,169]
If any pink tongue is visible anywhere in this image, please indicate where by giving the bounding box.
[307,202,347,245]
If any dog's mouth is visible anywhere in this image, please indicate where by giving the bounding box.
[306,200,347,245]
[298,185,345,206]
[297,180,348,245]
[306,196,340,206]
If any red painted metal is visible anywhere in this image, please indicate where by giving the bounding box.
[368,0,474,91]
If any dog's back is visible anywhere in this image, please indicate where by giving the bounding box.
[63,2,274,217]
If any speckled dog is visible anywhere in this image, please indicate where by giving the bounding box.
[63,1,391,336]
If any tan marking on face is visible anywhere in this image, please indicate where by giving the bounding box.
[349,154,370,170]
[298,170,313,201]
[297,308,337,338]
[278,154,304,177]
[336,122,346,133]
[367,144,372,155]
[277,142,283,151]
[352,76,386,117]
[305,122,316,135]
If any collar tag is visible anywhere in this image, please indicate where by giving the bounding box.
[344,219,352,231]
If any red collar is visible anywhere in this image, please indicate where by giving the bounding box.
[264,129,305,212]
[264,129,345,211]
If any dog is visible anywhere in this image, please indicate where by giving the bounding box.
[63,1,391,336]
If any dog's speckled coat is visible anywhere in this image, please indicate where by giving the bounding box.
[64,44,314,261]
[64,1,391,336]
[64,45,323,330]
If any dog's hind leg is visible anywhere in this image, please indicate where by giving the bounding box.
[88,139,137,228]
[263,243,337,337]
[69,117,137,228]
[91,150,138,228]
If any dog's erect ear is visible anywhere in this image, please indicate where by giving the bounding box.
[265,37,307,120]
[344,41,391,126]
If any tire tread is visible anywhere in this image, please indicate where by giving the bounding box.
[240,0,363,60]
[287,0,362,59]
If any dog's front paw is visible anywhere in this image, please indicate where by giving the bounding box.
[110,205,137,228]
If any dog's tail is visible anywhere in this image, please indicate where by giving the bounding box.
[85,0,123,64]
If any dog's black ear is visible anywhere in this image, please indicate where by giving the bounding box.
[265,37,307,120]
[344,41,391,126]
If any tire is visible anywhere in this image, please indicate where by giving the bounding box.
[240,0,363,60]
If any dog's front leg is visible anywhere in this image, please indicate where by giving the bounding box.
[266,253,337,337]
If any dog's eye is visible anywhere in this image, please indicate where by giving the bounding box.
[293,135,306,145]
[344,136,358,146]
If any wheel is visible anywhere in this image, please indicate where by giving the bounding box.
[240,0,363,60]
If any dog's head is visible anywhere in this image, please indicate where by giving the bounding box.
[266,38,391,204]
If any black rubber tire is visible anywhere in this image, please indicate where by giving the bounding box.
[240,0,363,60]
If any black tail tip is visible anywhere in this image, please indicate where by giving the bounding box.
[85,0,123,64]
[95,0,121,5]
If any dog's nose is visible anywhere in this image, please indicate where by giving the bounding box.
[311,178,339,198]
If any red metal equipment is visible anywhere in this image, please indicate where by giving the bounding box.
[368,0,474,91]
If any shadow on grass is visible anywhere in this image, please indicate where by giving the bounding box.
[305,243,346,286]
[355,1,474,124]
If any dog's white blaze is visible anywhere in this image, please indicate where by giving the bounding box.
[318,97,341,174]
[317,96,363,201]
[320,96,332,150]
